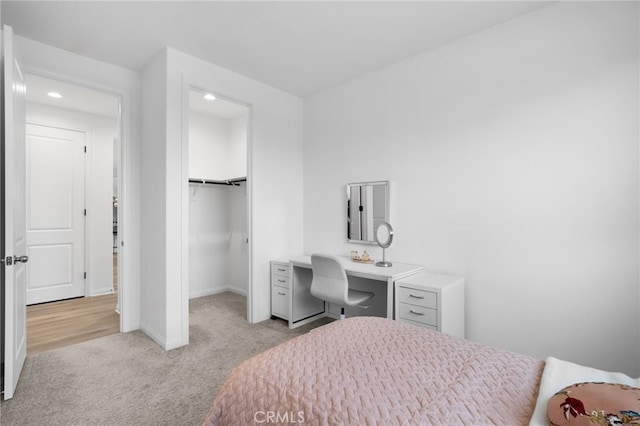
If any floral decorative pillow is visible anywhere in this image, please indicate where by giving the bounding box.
[547,382,640,425]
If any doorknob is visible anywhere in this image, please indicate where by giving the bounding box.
[13,255,28,263]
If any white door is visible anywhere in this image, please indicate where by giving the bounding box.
[3,24,27,401]
[25,124,85,305]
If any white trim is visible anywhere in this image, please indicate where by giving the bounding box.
[164,337,186,351]
[91,289,116,297]
[117,89,138,333]
[180,77,190,347]
[637,2,640,377]
[189,286,247,299]
[83,129,90,297]
[181,79,254,335]
[246,105,254,324]
[141,322,188,350]
[139,324,166,349]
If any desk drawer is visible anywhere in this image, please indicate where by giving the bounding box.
[271,274,290,289]
[271,285,289,320]
[397,286,437,309]
[271,263,291,278]
[398,303,437,327]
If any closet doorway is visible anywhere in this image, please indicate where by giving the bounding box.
[24,74,121,354]
[187,89,250,306]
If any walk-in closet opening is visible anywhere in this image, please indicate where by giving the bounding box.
[187,89,250,309]
[24,73,121,354]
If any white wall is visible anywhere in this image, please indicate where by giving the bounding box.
[304,2,639,375]
[188,183,248,297]
[229,114,248,179]
[188,110,248,181]
[15,36,141,333]
[188,185,230,297]
[26,103,117,296]
[188,112,231,180]
[140,50,168,345]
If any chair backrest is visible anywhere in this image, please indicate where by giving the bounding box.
[310,254,349,306]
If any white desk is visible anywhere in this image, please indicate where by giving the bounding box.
[287,255,424,327]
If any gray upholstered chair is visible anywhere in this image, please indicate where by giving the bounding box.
[310,254,374,320]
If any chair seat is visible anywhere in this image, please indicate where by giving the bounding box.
[310,254,375,315]
[346,289,374,306]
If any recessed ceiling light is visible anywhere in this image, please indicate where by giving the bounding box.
[47,91,63,99]
[204,93,216,101]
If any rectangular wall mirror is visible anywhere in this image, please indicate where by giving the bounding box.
[347,181,389,244]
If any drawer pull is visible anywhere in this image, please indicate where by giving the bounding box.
[278,292,286,296]
[409,294,425,299]
[278,279,286,283]
[409,309,425,316]
[278,268,286,272]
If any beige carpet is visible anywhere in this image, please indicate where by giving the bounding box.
[0,292,332,425]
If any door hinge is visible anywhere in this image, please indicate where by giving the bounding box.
[84,272,87,279]
[84,209,87,216]
[84,146,87,153]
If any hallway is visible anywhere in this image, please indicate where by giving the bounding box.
[26,255,119,355]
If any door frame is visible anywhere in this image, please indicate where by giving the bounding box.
[21,67,135,333]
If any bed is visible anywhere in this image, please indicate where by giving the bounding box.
[204,317,544,425]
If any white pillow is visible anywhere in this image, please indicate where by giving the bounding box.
[529,357,640,426]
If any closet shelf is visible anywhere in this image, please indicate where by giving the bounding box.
[188,177,246,186]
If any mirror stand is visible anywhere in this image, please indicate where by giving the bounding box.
[376,247,392,268]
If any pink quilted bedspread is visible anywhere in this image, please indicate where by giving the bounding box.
[204,317,543,425]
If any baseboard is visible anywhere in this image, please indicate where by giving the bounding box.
[140,323,167,349]
[90,287,115,297]
[140,324,188,350]
[189,286,247,299]
[164,336,187,351]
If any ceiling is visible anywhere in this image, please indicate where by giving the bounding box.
[25,73,121,119]
[189,89,249,119]
[26,73,249,120]
[3,1,551,98]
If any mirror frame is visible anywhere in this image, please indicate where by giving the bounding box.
[375,222,394,249]
[346,180,389,244]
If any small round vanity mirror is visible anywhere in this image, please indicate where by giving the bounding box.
[375,222,394,267]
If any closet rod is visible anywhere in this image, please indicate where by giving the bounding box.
[188,177,247,186]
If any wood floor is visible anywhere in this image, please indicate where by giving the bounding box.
[27,293,119,355]
[26,255,120,355]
